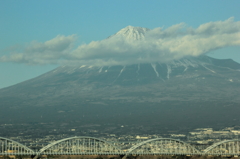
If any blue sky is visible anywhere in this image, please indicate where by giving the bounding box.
[0,0,240,88]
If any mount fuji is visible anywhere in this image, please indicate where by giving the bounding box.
[108,25,149,40]
[0,26,240,130]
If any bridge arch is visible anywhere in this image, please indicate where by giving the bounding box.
[0,136,35,155]
[127,138,201,155]
[203,139,240,155]
[39,136,123,155]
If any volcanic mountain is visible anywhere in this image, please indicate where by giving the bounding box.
[0,26,240,130]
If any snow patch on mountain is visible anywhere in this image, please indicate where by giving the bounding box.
[167,64,172,79]
[151,63,159,77]
[112,66,126,83]
[80,65,86,68]
[117,66,125,78]
[110,26,149,40]
[201,64,216,73]
[99,67,103,73]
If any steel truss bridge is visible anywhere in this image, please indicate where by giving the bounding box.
[1,136,240,157]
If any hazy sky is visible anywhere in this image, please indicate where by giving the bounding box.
[0,0,240,89]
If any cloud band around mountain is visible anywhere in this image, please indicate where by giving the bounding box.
[1,17,240,66]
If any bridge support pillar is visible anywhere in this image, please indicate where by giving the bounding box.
[120,155,127,159]
[32,155,41,159]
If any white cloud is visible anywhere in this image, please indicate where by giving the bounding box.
[0,35,76,65]
[1,18,240,66]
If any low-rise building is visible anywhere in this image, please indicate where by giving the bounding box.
[136,135,148,139]
[171,134,186,137]
[231,130,240,135]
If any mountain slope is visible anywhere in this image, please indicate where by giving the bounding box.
[0,26,240,130]
[0,55,240,127]
[1,55,239,100]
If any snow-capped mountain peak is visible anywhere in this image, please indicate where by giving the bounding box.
[110,25,150,40]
